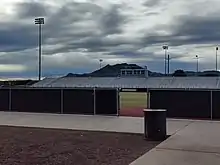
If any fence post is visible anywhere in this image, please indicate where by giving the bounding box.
[147,89,150,108]
[93,88,96,115]
[60,89,63,114]
[9,88,12,111]
[210,90,213,120]
[116,88,119,116]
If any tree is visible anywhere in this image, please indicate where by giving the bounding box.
[172,69,187,77]
[200,71,220,77]
[200,73,219,77]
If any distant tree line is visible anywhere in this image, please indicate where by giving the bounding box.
[172,70,220,77]
[172,70,187,77]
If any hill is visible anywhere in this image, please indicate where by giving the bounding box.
[65,63,163,77]
[65,63,220,77]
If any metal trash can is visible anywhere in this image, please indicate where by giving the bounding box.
[143,109,167,141]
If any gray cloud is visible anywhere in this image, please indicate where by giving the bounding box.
[0,0,220,77]
[15,1,49,18]
[171,16,220,45]
[141,15,220,47]
[99,5,126,35]
[0,51,36,65]
[42,3,128,55]
[0,23,37,52]
[144,0,162,7]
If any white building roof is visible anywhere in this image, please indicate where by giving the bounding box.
[31,77,220,89]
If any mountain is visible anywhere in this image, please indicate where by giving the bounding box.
[65,63,163,77]
[65,63,220,77]
[89,63,143,77]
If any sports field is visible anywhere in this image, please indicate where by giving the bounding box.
[119,92,147,117]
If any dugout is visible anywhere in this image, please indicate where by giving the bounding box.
[0,87,119,116]
[149,89,220,120]
[23,76,220,120]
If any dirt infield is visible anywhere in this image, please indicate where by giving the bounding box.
[120,108,144,117]
[0,126,160,165]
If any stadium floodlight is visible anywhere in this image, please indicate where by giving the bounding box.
[35,17,45,81]
[163,45,168,76]
[216,47,218,71]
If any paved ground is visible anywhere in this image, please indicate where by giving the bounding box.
[130,120,220,165]
[0,112,191,135]
[1,112,220,165]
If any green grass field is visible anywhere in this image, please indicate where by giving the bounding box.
[120,92,147,109]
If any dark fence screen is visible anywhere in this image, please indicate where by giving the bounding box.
[0,89,9,111]
[63,89,94,115]
[150,90,211,119]
[95,89,118,115]
[11,89,61,113]
[212,91,220,119]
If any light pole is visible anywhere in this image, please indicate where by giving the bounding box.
[196,55,199,75]
[167,54,170,75]
[163,45,168,76]
[99,59,103,69]
[35,17,44,81]
[216,47,218,71]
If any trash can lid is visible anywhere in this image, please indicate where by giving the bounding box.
[143,109,166,112]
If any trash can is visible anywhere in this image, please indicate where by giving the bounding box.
[143,109,167,141]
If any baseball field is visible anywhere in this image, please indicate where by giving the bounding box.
[119,92,147,117]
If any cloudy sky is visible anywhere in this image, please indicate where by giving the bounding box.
[0,0,220,79]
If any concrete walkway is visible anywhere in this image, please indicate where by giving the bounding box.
[0,112,191,135]
[130,120,220,165]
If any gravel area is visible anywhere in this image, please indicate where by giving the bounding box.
[0,126,160,165]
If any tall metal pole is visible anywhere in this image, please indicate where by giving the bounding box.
[196,55,199,75]
[35,17,44,81]
[216,47,218,71]
[38,24,42,81]
[163,45,168,76]
[165,49,167,76]
[167,54,170,75]
[99,59,103,69]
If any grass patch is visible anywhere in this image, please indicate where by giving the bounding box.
[120,92,147,109]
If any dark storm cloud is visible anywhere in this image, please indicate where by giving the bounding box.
[0,23,37,52]
[2,0,220,72]
[44,2,103,37]
[99,5,126,35]
[142,15,220,47]
[44,35,132,55]
[15,2,49,18]
[42,3,128,55]
[0,2,50,52]
[0,1,125,54]
[171,16,220,45]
